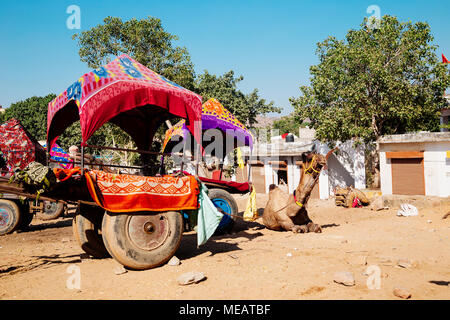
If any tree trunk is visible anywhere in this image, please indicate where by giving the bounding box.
[365,142,380,189]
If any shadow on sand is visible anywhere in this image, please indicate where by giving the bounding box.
[429,280,450,286]
[0,253,82,277]
[176,217,266,260]
[25,218,73,232]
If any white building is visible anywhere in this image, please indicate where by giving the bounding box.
[378,132,450,197]
[237,130,366,199]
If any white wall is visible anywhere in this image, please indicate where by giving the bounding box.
[316,140,366,198]
[256,140,367,198]
[287,157,296,194]
[264,157,274,194]
[379,151,392,195]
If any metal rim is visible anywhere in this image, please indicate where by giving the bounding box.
[0,207,12,231]
[44,201,58,215]
[126,214,170,251]
[212,198,233,229]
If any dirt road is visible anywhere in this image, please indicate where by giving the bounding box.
[0,195,449,300]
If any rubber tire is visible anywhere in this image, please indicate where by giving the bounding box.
[73,204,109,258]
[208,188,239,234]
[18,201,33,230]
[102,211,184,270]
[0,199,21,235]
[36,201,65,221]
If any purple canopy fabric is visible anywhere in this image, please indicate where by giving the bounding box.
[162,98,253,153]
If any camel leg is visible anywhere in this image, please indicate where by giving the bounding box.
[293,225,308,233]
[290,208,322,233]
[277,217,307,233]
[307,222,322,233]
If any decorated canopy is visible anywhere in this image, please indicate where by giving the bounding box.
[47,54,202,151]
[162,98,253,156]
[0,119,47,175]
[41,142,73,169]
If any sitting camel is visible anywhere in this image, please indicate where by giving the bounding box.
[263,149,336,233]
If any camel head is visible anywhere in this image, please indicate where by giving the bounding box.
[295,147,338,204]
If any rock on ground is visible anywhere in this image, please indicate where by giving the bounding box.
[177,272,206,286]
[114,265,128,275]
[370,196,388,211]
[168,256,181,266]
[333,271,355,286]
[393,287,412,299]
[346,255,367,266]
[397,259,417,269]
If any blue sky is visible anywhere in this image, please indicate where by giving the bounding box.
[0,0,449,116]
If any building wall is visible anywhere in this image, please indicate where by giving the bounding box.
[379,141,450,197]
[316,141,366,198]
[241,140,366,198]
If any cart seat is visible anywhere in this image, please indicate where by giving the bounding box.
[197,176,250,194]
[180,171,250,194]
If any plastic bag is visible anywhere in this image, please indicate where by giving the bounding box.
[397,204,418,217]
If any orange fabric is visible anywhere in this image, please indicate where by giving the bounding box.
[211,170,221,180]
[53,167,82,182]
[84,170,199,213]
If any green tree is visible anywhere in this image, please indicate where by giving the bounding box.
[2,95,117,153]
[273,114,303,135]
[72,16,196,90]
[72,15,198,161]
[195,70,281,127]
[291,15,450,144]
[73,16,281,166]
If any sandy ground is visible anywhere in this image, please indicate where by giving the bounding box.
[0,194,449,300]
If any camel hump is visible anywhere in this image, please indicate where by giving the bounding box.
[269,184,278,191]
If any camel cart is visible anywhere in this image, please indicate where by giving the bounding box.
[35,54,208,270]
[161,98,254,233]
[0,119,71,236]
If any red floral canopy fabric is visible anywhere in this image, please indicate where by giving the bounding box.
[0,119,47,175]
[47,54,202,151]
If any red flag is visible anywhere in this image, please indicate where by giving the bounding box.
[443,54,450,64]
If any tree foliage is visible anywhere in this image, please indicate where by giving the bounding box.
[273,114,303,136]
[195,70,281,127]
[73,16,280,150]
[1,94,117,151]
[3,16,281,164]
[72,16,196,90]
[291,15,450,144]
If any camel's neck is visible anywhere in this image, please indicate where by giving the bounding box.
[295,169,321,205]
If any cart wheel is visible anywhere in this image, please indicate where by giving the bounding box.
[73,204,109,258]
[18,201,33,230]
[208,189,239,234]
[0,199,21,235]
[102,211,184,270]
[36,201,65,221]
